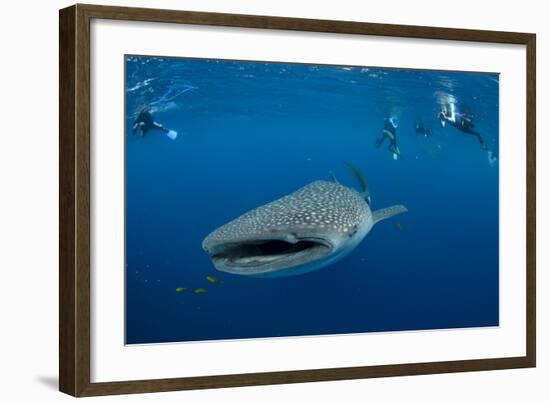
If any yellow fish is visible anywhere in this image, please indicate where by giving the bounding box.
[395,222,404,232]
[194,288,207,294]
[175,287,186,292]
[206,276,223,284]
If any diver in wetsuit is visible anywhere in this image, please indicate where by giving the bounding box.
[132,108,170,137]
[415,122,432,138]
[376,117,404,160]
[438,108,487,150]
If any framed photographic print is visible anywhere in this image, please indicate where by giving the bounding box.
[59,4,536,397]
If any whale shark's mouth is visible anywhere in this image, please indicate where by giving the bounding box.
[208,238,332,274]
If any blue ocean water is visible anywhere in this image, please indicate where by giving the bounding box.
[125,55,499,344]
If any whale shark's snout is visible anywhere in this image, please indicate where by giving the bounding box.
[203,230,335,276]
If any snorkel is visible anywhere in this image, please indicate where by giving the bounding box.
[389,116,399,129]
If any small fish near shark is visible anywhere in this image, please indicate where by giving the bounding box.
[202,164,407,278]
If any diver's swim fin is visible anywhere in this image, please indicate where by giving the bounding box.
[343,161,371,203]
[166,130,178,140]
[373,205,408,225]
[392,146,405,160]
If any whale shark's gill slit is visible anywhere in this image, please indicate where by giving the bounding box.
[212,240,330,267]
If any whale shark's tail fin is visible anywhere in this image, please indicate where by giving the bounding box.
[373,205,408,225]
[343,161,371,204]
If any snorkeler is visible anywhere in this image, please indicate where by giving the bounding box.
[132,108,178,140]
[438,106,486,150]
[415,122,433,138]
[376,116,404,160]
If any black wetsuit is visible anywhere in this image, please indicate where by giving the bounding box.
[445,113,485,148]
[415,122,432,137]
[376,119,399,155]
[132,109,169,137]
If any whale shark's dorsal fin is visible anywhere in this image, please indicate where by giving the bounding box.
[343,161,371,204]
[373,205,408,224]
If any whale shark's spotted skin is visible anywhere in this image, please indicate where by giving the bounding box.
[202,180,406,278]
[203,181,370,251]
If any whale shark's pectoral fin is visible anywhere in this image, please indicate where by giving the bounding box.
[373,205,408,225]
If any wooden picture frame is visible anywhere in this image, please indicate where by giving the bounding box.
[59,3,536,397]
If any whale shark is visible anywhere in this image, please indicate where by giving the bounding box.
[202,171,407,278]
